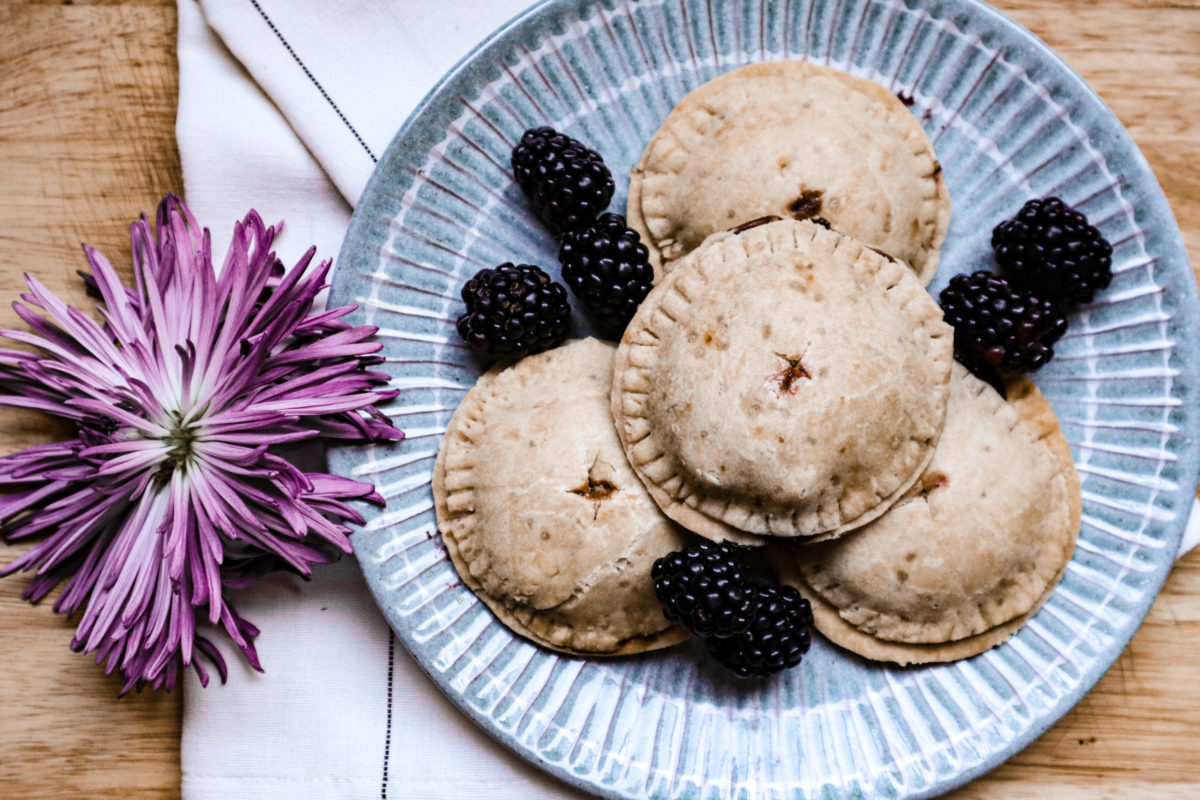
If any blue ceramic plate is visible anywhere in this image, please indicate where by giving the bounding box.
[329,1,1200,797]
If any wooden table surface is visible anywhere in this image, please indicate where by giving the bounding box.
[0,1,1197,798]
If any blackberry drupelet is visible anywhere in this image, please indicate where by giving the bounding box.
[512,127,615,234]
[559,213,654,337]
[992,196,1113,305]
[651,541,756,639]
[939,270,1068,378]
[456,263,570,357]
[706,585,813,678]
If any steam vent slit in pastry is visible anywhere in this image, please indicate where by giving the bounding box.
[782,363,1082,665]
[611,218,953,545]
[627,60,951,285]
[434,338,690,656]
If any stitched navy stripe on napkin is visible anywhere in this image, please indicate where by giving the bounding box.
[249,0,378,164]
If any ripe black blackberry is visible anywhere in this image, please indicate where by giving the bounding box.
[939,270,1068,379]
[706,585,813,678]
[992,196,1113,305]
[455,263,570,357]
[558,213,654,337]
[512,127,615,234]
[651,541,756,639]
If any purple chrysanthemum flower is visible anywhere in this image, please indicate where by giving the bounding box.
[0,195,401,694]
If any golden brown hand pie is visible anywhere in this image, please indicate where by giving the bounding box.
[784,365,1081,664]
[627,60,950,285]
[434,338,689,655]
[611,218,953,545]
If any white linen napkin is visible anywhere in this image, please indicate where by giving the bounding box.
[177,2,587,798]
[175,2,1200,798]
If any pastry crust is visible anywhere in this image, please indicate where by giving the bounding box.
[611,218,953,544]
[434,338,689,656]
[627,60,950,285]
[786,366,1081,664]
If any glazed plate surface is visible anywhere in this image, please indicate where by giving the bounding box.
[329,1,1200,797]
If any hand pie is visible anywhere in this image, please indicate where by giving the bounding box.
[785,364,1081,664]
[611,219,952,544]
[627,60,950,285]
[435,338,689,655]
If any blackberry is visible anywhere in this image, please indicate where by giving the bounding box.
[558,213,654,337]
[512,127,615,234]
[456,263,570,356]
[706,585,813,678]
[651,541,756,639]
[939,270,1068,378]
[992,196,1113,305]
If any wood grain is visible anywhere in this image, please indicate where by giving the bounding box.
[0,1,1196,798]
[0,2,183,800]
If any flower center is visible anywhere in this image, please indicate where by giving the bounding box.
[160,414,201,470]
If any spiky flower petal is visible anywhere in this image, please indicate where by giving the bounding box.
[0,195,401,693]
